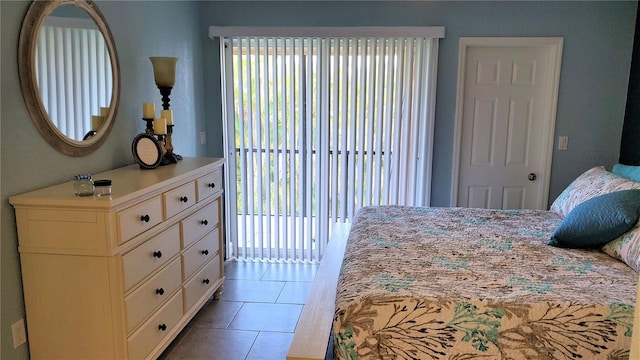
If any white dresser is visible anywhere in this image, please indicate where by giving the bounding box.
[10,157,225,359]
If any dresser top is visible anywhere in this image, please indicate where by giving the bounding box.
[10,157,224,209]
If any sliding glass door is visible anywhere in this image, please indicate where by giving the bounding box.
[219,32,440,262]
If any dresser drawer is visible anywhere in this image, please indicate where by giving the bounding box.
[14,209,108,254]
[117,196,163,244]
[195,168,222,202]
[122,225,180,292]
[127,290,183,360]
[163,182,196,220]
[182,230,219,281]
[183,255,221,312]
[181,200,219,249]
[125,257,182,334]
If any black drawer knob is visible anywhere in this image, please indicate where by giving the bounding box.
[203,278,210,284]
[140,214,150,222]
[153,251,162,258]
[208,183,216,188]
[158,324,167,331]
[180,196,188,203]
[201,249,209,255]
[156,288,165,295]
[201,219,209,226]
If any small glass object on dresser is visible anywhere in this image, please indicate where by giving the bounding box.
[94,179,112,197]
[73,174,95,196]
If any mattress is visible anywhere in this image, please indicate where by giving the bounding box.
[333,206,637,359]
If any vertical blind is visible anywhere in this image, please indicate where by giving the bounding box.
[218,31,440,262]
[36,18,112,141]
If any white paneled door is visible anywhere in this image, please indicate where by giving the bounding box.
[454,38,563,210]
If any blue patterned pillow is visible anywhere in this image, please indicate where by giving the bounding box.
[548,189,640,248]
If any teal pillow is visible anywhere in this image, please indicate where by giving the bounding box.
[612,163,640,183]
[548,189,640,248]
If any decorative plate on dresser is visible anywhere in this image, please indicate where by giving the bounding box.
[132,133,164,169]
[10,157,225,359]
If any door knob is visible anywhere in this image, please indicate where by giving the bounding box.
[528,173,537,181]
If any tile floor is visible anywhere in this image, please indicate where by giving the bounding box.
[159,260,319,360]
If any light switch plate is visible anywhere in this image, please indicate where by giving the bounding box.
[12,319,26,349]
[558,136,568,150]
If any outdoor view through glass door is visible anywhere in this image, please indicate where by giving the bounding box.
[219,32,441,262]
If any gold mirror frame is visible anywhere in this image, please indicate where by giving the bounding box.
[18,0,120,157]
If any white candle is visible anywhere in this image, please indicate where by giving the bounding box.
[100,107,110,116]
[154,118,167,135]
[91,115,104,130]
[143,103,155,119]
[161,109,173,126]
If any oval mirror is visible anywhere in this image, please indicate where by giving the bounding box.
[18,0,120,156]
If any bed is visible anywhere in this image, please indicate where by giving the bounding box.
[287,166,640,360]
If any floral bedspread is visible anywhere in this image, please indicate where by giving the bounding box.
[333,206,637,360]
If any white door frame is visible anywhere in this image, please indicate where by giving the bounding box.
[450,37,563,209]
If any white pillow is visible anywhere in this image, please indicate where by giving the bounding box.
[602,226,640,272]
[550,166,640,218]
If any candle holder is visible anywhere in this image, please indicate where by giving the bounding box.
[82,130,97,140]
[157,134,168,159]
[142,118,154,135]
[163,125,179,164]
[149,56,182,164]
